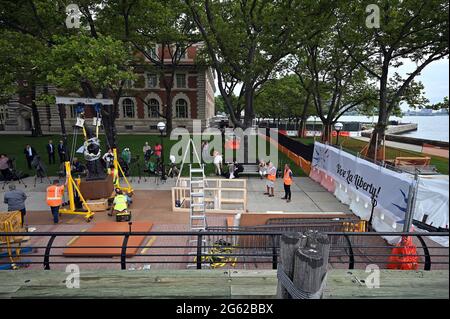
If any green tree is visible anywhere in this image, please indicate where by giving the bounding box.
[338,0,449,158]
[426,96,449,111]
[254,75,314,136]
[185,0,328,128]
[97,0,201,133]
[214,95,226,114]
[0,29,55,136]
[38,34,136,146]
[0,0,138,146]
[292,23,377,143]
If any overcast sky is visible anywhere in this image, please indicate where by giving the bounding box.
[213,58,450,110]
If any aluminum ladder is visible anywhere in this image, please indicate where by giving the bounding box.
[187,164,209,268]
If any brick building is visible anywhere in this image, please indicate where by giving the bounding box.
[1,43,216,133]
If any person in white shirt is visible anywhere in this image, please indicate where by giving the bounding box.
[258,159,267,180]
[102,148,114,168]
[143,142,151,155]
[213,151,223,176]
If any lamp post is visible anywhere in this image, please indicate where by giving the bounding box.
[312,116,317,141]
[157,121,166,180]
[334,122,343,146]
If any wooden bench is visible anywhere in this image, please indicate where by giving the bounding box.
[394,156,431,167]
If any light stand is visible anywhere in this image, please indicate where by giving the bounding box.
[334,122,343,146]
[157,121,166,181]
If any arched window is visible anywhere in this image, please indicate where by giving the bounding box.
[122,98,135,118]
[175,99,188,118]
[148,98,160,118]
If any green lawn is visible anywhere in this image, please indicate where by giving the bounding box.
[0,134,307,177]
[294,136,449,175]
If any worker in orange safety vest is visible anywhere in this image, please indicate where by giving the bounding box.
[264,161,277,197]
[46,179,65,224]
[282,164,293,203]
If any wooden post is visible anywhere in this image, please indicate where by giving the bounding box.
[292,247,324,298]
[276,232,307,299]
[304,230,331,279]
[313,233,331,278]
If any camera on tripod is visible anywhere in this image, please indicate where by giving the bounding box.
[31,154,51,186]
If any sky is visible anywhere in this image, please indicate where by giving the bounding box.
[400,58,449,105]
[213,58,450,111]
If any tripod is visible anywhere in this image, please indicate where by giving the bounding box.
[31,156,51,188]
[130,155,145,183]
[154,159,166,185]
[1,158,27,190]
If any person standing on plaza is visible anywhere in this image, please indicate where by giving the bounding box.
[3,184,27,227]
[213,150,223,176]
[154,143,162,168]
[0,154,11,181]
[24,144,37,170]
[201,140,210,162]
[264,161,277,197]
[121,147,132,165]
[46,179,65,224]
[282,164,293,203]
[143,142,151,155]
[102,148,115,168]
[46,139,56,165]
[154,143,162,158]
[57,140,67,163]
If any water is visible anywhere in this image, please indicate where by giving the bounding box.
[327,115,449,142]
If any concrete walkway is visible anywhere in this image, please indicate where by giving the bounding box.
[1,175,351,215]
[353,136,423,153]
[246,177,351,214]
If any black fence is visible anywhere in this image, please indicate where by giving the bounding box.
[1,231,448,271]
[265,128,314,161]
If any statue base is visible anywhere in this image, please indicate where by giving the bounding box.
[79,174,114,200]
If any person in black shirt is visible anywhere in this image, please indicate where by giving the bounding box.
[46,140,56,165]
[57,140,67,163]
[24,144,37,170]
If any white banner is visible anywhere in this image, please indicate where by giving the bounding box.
[312,142,413,222]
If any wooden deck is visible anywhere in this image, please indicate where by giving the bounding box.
[0,269,447,299]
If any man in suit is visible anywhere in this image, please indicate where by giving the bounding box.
[24,144,37,170]
[57,140,67,163]
[46,140,56,165]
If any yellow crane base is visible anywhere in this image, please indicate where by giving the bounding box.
[59,209,95,222]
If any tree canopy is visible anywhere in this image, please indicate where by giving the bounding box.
[0,0,448,147]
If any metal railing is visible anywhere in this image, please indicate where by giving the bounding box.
[0,231,448,271]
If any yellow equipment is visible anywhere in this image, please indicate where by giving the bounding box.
[59,161,94,222]
[113,148,133,195]
[194,240,238,269]
[0,211,23,269]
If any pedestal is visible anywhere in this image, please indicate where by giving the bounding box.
[79,174,114,200]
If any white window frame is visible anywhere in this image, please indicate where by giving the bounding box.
[123,79,134,89]
[175,73,187,89]
[174,98,189,119]
[121,97,136,119]
[146,73,158,88]
[147,98,160,118]
[145,44,159,61]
